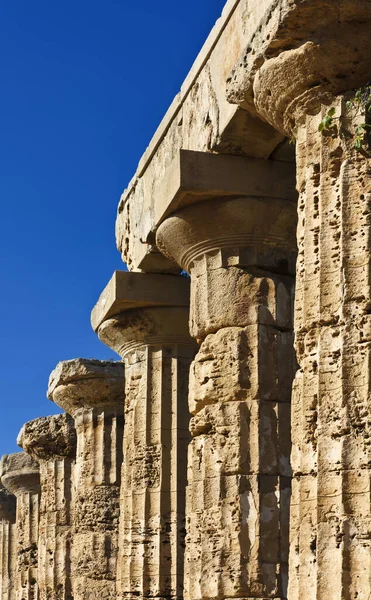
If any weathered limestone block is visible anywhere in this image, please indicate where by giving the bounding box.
[0,484,16,600]
[17,414,77,600]
[92,272,197,600]
[48,359,125,600]
[157,191,297,600]
[1,453,40,600]
[231,11,371,596]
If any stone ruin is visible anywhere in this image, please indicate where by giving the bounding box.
[1,1,371,598]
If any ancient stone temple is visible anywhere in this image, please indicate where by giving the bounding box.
[1,1,370,599]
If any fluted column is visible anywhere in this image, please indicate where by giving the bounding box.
[92,272,197,600]
[249,23,371,600]
[157,195,297,600]
[47,359,125,600]
[17,414,76,600]
[0,484,16,600]
[1,453,40,600]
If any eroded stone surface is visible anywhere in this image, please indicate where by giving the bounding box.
[185,322,294,600]
[2,2,371,600]
[48,359,125,600]
[156,191,296,600]
[286,100,371,600]
[18,415,76,600]
[48,359,125,417]
[1,453,40,600]
[96,301,196,600]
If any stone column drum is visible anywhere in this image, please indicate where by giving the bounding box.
[241,9,371,599]
[1,453,40,600]
[157,194,298,600]
[0,484,16,600]
[47,359,125,600]
[92,272,197,600]
[17,414,77,600]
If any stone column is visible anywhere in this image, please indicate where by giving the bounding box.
[47,359,125,600]
[0,484,16,600]
[1,453,40,600]
[156,195,297,600]
[91,271,197,600]
[248,25,371,600]
[17,414,76,600]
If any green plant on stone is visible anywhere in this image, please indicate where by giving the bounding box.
[346,83,371,113]
[318,107,336,133]
[345,83,371,151]
[354,123,371,151]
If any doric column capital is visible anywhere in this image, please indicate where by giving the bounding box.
[47,358,125,417]
[0,453,40,497]
[115,149,296,272]
[253,39,371,136]
[227,1,371,136]
[157,195,297,274]
[0,483,16,523]
[92,271,195,358]
[17,413,76,462]
[157,196,297,340]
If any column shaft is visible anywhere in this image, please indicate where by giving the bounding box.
[17,492,40,600]
[0,486,16,600]
[17,414,77,600]
[72,406,124,599]
[186,271,294,600]
[38,460,74,600]
[119,341,194,599]
[289,99,371,600]
[1,453,40,600]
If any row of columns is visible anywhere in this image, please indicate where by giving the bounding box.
[0,276,197,600]
[2,124,370,600]
[1,230,296,600]
[0,188,298,600]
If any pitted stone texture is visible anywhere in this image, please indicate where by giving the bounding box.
[1,453,40,600]
[0,484,17,600]
[17,414,76,461]
[18,415,76,600]
[99,306,196,600]
[287,100,371,600]
[49,359,124,600]
[74,486,120,533]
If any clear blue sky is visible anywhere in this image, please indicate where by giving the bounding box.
[0,0,226,455]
